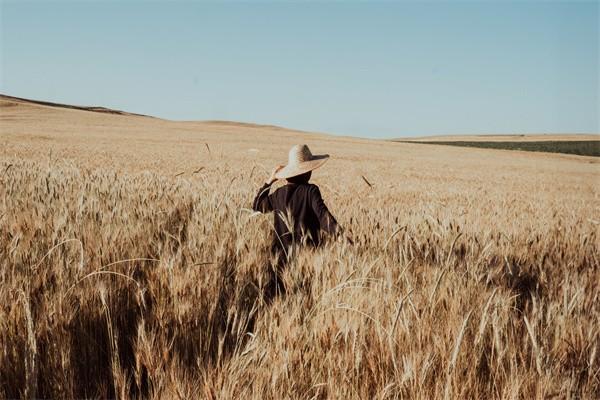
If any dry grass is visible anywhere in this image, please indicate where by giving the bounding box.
[1,98,599,398]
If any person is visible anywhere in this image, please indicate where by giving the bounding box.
[252,144,339,298]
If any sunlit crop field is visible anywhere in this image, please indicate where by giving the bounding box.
[1,98,599,399]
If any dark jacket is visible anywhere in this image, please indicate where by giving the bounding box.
[252,182,338,254]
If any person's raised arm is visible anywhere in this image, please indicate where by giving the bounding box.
[252,165,283,213]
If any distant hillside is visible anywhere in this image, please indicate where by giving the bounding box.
[0,94,154,117]
[0,94,308,134]
[0,93,331,154]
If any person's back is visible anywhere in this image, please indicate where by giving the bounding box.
[267,180,337,252]
[252,145,338,258]
[252,144,338,300]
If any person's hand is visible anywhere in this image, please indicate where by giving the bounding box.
[266,165,284,185]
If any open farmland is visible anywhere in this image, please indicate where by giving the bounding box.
[1,96,599,399]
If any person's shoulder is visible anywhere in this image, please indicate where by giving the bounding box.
[306,183,322,195]
[272,185,286,196]
[272,183,298,195]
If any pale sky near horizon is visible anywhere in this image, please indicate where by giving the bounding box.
[1,0,598,138]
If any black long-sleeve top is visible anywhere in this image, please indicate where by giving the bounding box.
[252,182,338,253]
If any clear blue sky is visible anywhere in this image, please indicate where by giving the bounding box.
[1,1,598,138]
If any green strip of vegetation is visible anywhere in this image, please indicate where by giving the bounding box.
[397,140,600,157]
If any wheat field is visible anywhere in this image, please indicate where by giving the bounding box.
[1,97,599,399]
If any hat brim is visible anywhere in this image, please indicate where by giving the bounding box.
[275,154,329,179]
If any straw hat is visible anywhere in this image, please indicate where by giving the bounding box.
[275,144,329,179]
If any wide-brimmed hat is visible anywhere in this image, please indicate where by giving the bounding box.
[275,144,329,179]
